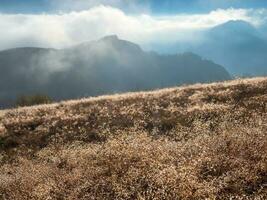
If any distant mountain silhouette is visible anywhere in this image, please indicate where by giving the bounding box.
[0,35,231,108]
[148,20,267,77]
[259,23,267,40]
[195,20,267,76]
[209,20,257,37]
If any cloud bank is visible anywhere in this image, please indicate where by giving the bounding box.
[0,6,266,50]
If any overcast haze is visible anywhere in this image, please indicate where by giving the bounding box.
[0,0,267,50]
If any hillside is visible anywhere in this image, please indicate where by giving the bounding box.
[0,35,230,108]
[197,20,267,76]
[150,20,267,77]
[0,77,267,199]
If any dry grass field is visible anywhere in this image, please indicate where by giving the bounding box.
[0,77,267,199]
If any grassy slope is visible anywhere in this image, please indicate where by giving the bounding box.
[0,77,267,199]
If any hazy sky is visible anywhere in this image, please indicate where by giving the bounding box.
[0,0,266,50]
[1,0,267,14]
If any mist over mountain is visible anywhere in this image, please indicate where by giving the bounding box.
[148,20,267,77]
[196,20,267,76]
[0,35,230,108]
[258,21,267,38]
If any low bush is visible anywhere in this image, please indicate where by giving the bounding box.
[16,94,52,107]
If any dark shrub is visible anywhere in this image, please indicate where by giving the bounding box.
[16,94,52,107]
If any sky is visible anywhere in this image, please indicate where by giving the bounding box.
[0,0,266,50]
[1,0,267,14]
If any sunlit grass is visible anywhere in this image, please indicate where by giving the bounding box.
[0,77,266,199]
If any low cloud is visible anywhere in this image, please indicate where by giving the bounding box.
[0,6,265,50]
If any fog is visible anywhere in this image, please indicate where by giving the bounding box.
[0,36,231,108]
[0,6,265,50]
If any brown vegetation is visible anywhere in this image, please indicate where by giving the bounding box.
[16,94,52,107]
[0,77,267,199]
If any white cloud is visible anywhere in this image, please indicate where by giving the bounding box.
[0,6,265,50]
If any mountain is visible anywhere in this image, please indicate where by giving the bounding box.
[0,35,231,108]
[147,20,267,77]
[195,20,267,76]
[208,20,258,38]
[259,22,267,40]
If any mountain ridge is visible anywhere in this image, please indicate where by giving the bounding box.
[0,35,231,108]
[147,20,267,77]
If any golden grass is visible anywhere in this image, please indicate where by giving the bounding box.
[0,77,267,199]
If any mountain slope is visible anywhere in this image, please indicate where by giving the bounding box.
[148,20,267,77]
[0,77,266,199]
[195,20,267,76]
[0,35,231,108]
